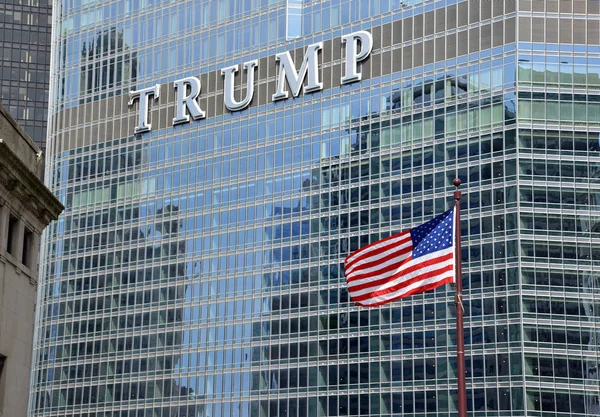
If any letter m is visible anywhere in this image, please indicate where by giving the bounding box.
[272,42,323,101]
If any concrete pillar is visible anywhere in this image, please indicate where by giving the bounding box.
[0,202,8,252]
[29,232,40,276]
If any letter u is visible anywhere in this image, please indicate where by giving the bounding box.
[221,60,258,111]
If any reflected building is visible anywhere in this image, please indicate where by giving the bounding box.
[32,141,198,415]
[79,26,138,104]
[31,1,600,416]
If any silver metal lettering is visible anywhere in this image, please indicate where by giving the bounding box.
[221,60,258,112]
[173,77,205,125]
[272,42,323,101]
[341,31,373,85]
[128,84,160,133]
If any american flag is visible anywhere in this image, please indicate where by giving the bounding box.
[344,208,456,307]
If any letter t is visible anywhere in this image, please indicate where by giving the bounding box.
[128,84,161,133]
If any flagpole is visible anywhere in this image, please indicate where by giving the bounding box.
[453,178,467,417]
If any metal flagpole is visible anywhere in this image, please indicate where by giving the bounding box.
[453,178,467,417]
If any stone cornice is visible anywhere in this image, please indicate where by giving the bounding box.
[0,141,64,227]
[0,104,40,156]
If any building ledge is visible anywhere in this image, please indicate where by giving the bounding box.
[0,141,63,227]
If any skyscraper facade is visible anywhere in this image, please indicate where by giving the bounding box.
[0,0,52,151]
[31,1,600,416]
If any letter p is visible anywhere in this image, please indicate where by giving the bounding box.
[341,31,373,85]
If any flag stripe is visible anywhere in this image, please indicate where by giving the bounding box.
[355,276,454,307]
[345,237,412,275]
[345,244,413,282]
[344,231,411,267]
[351,261,454,301]
[349,251,453,297]
[343,208,456,307]
[348,251,454,292]
[347,248,453,289]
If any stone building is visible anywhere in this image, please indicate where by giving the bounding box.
[0,103,62,417]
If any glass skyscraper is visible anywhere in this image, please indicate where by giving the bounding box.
[0,0,52,151]
[31,0,600,416]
